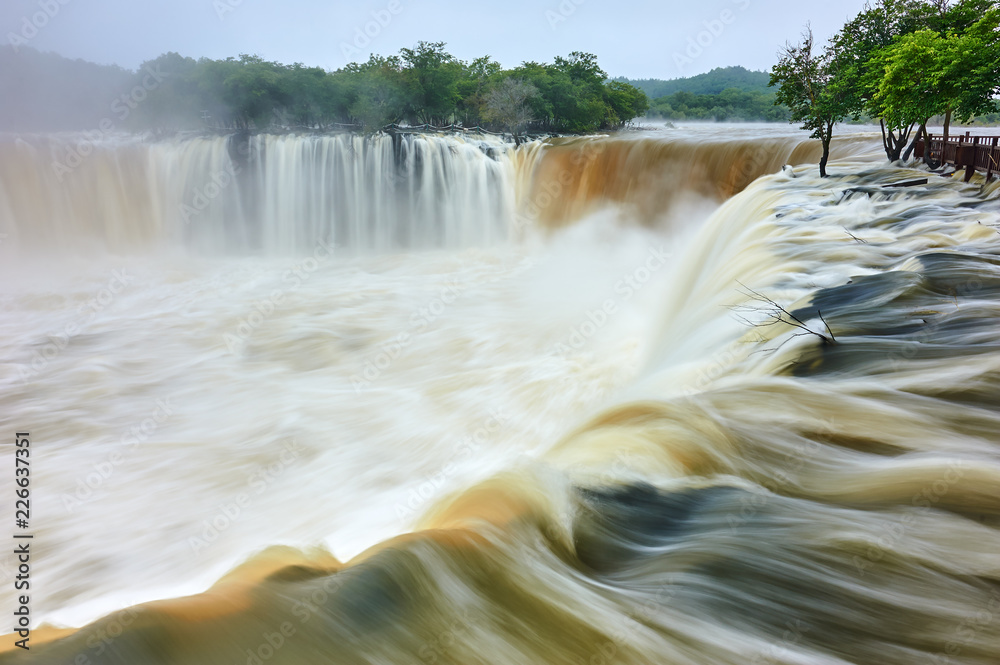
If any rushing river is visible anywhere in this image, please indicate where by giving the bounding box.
[1,124,999,665]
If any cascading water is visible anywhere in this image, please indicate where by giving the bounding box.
[523,131,880,227]
[2,126,999,665]
[0,132,517,253]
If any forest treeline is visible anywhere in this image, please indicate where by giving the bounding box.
[770,0,1000,175]
[0,43,649,136]
[620,66,773,98]
[645,89,791,122]
[619,67,790,121]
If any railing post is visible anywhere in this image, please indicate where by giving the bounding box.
[963,141,977,182]
[989,137,1000,183]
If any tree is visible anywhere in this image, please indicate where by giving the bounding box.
[828,0,931,160]
[770,28,851,177]
[346,55,405,130]
[549,52,609,132]
[940,8,1000,132]
[603,80,649,128]
[867,29,945,160]
[281,63,333,128]
[864,5,1000,160]
[483,78,538,145]
[398,41,462,125]
[456,55,502,127]
[219,55,291,130]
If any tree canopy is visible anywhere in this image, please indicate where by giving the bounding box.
[119,43,648,135]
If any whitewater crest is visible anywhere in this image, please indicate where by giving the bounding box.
[2,129,1000,665]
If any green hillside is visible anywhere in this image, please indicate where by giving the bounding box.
[613,67,787,122]
[614,66,772,99]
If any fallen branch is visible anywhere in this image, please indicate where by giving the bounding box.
[734,281,837,346]
[843,228,868,244]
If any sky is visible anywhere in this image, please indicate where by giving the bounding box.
[1,0,871,79]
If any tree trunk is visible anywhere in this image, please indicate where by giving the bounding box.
[943,108,952,143]
[902,122,926,162]
[879,119,892,161]
[819,123,832,178]
[888,124,913,162]
[888,131,901,161]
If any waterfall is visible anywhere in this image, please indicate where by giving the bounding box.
[0,133,518,253]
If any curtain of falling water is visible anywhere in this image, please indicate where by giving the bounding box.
[0,133,517,253]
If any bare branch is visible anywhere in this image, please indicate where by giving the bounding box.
[843,227,868,243]
[735,281,837,346]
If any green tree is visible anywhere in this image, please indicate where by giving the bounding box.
[550,52,608,131]
[346,55,405,131]
[398,41,462,125]
[603,80,649,128]
[280,63,333,128]
[939,8,1000,134]
[770,28,852,177]
[865,5,1000,159]
[40,43,640,138]
[456,55,502,127]
[829,0,931,160]
[867,29,945,158]
[233,55,293,129]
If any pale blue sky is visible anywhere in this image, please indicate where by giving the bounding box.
[1,0,870,78]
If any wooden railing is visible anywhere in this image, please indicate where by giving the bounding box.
[915,132,1000,182]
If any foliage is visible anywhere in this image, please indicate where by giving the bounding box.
[347,56,406,131]
[83,44,648,135]
[617,67,773,98]
[0,43,649,137]
[824,0,1000,159]
[771,0,1000,165]
[604,80,651,127]
[827,0,935,159]
[769,28,853,176]
[647,88,790,121]
[946,9,1000,121]
[867,29,948,130]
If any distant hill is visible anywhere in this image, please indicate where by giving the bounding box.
[0,47,133,132]
[615,66,772,99]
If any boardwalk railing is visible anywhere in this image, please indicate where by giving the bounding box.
[915,132,1000,182]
